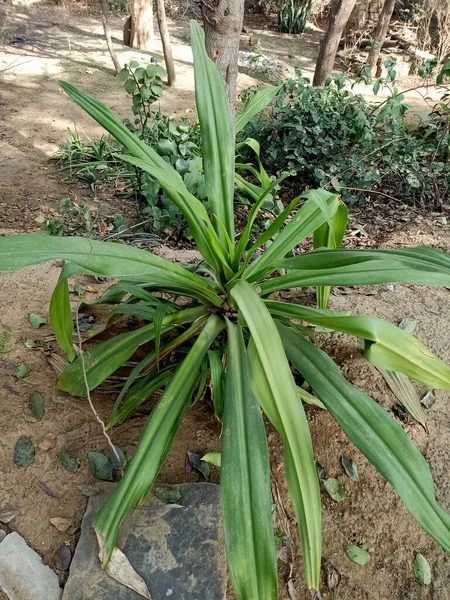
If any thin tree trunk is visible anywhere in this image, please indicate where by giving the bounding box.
[155,0,176,86]
[367,0,396,74]
[100,0,121,74]
[130,0,154,51]
[313,0,357,86]
[201,0,245,121]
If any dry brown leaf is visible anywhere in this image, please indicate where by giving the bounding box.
[38,433,57,452]
[95,529,151,599]
[50,517,72,532]
[0,507,19,524]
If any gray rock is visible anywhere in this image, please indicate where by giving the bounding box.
[0,532,61,600]
[63,483,226,600]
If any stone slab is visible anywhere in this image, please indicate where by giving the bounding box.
[62,483,226,600]
[0,532,62,600]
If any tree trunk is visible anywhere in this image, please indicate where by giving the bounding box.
[313,0,357,86]
[130,0,154,51]
[155,0,176,86]
[201,0,245,121]
[100,0,121,74]
[367,0,396,74]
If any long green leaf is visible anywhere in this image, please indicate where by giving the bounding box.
[234,171,291,263]
[222,321,277,599]
[279,326,450,554]
[261,246,450,294]
[265,301,450,389]
[95,314,225,563]
[0,234,222,307]
[107,368,173,429]
[208,349,225,420]
[231,281,322,592]
[58,306,208,396]
[313,202,348,309]
[190,20,235,243]
[109,316,209,427]
[244,190,339,282]
[49,278,77,362]
[59,81,226,274]
[235,86,281,134]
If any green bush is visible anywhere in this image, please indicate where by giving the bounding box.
[242,70,450,206]
[55,60,203,238]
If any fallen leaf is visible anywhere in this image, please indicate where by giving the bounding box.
[0,507,19,524]
[109,446,127,471]
[95,530,151,599]
[324,478,346,502]
[421,390,436,409]
[50,517,71,532]
[399,316,417,334]
[3,385,19,397]
[346,545,371,566]
[88,452,113,481]
[315,460,328,489]
[58,449,80,473]
[38,433,57,452]
[14,363,29,378]
[29,313,47,329]
[39,482,56,498]
[56,544,72,570]
[341,456,359,482]
[155,487,182,504]
[14,437,35,467]
[79,485,98,497]
[185,452,210,480]
[414,554,431,585]
[28,392,45,421]
[201,452,221,467]
[0,330,13,354]
[25,339,44,349]
[326,565,340,590]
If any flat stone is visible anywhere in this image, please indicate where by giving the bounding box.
[62,483,226,600]
[0,532,61,600]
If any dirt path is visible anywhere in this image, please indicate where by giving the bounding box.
[1,3,450,599]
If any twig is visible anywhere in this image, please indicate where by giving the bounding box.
[333,186,402,202]
[369,82,450,116]
[74,290,124,477]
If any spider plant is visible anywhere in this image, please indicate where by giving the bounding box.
[2,21,450,597]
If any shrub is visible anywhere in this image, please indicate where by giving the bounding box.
[242,70,450,206]
[275,0,313,33]
[55,60,203,238]
[3,21,450,597]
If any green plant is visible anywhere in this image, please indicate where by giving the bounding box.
[242,70,450,206]
[118,59,166,135]
[275,0,313,33]
[3,21,450,597]
[40,197,95,236]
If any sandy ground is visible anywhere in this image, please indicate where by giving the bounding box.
[1,3,450,599]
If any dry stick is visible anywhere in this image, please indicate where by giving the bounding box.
[155,0,176,86]
[100,0,121,75]
[336,186,402,202]
[74,291,124,477]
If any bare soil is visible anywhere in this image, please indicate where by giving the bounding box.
[1,3,450,599]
